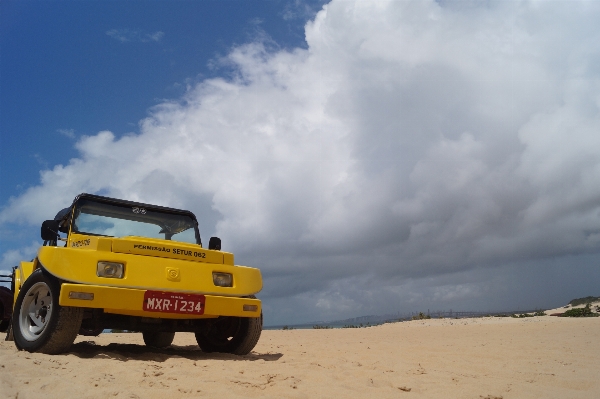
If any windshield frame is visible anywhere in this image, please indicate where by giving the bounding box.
[65,193,202,246]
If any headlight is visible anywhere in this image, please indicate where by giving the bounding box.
[213,272,233,287]
[97,261,124,278]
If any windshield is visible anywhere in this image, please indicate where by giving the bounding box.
[71,198,199,245]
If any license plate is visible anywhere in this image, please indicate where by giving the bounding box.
[143,291,205,315]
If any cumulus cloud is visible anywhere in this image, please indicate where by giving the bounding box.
[3,0,600,322]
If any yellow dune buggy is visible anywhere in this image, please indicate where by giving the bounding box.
[8,193,263,355]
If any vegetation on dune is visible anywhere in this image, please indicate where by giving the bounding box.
[312,325,333,329]
[511,311,546,318]
[562,303,599,317]
[568,296,600,307]
[412,312,431,320]
[342,323,373,328]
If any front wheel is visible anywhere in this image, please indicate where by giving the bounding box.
[12,269,83,354]
[195,313,262,355]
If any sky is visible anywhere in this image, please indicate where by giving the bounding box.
[1,0,600,326]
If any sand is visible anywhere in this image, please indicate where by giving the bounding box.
[1,316,599,398]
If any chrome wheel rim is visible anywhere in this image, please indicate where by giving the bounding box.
[19,282,53,341]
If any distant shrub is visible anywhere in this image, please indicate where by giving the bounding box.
[533,310,546,316]
[342,323,372,328]
[562,304,599,317]
[411,312,431,320]
[282,325,294,330]
[511,313,535,318]
[312,325,333,329]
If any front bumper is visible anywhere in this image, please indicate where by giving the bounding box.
[59,283,261,319]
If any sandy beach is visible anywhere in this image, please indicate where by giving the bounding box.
[1,316,598,399]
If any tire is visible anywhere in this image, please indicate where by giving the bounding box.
[142,331,175,348]
[79,326,104,337]
[195,313,262,355]
[0,304,9,332]
[12,269,83,354]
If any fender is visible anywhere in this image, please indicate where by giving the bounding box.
[13,260,35,306]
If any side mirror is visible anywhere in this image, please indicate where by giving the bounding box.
[54,207,71,233]
[208,237,221,251]
[41,220,60,241]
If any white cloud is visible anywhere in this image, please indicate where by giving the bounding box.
[283,0,324,21]
[3,0,600,322]
[106,29,164,43]
[146,31,165,42]
[57,128,76,139]
[0,241,39,274]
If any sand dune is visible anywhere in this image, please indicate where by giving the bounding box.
[1,316,599,398]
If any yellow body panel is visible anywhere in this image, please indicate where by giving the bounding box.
[37,239,262,297]
[68,233,235,265]
[16,234,262,319]
[59,284,261,318]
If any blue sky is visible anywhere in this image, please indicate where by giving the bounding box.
[2,0,600,325]
[1,0,319,205]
